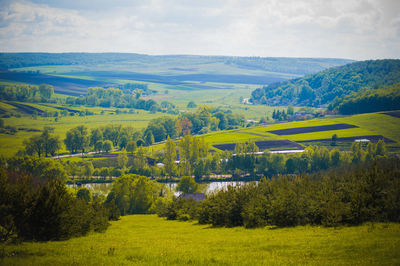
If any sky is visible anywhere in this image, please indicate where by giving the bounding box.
[0,0,399,60]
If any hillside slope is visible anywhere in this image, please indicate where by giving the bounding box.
[251,59,400,107]
[329,83,400,114]
[0,53,353,76]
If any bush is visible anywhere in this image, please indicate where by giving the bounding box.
[171,157,400,228]
[77,188,91,204]
[156,197,200,221]
[105,174,163,215]
[176,176,198,194]
[0,165,111,241]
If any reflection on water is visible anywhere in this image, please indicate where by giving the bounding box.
[153,181,248,195]
[67,181,252,196]
[67,183,113,196]
[204,181,247,194]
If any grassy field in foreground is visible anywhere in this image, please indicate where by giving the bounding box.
[2,215,400,265]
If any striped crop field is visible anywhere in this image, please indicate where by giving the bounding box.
[199,112,400,152]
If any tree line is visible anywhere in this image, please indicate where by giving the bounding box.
[143,107,245,145]
[65,87,175,114]
[0,84,54,102]
[21,120,389,182]
[328,82,400,115]
[21,106,246,158]
[0,84,177,116]
[157,156,400,228]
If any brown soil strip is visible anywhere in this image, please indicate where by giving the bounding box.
[381,111,400,118]
[213,140,303,151]
[297,135,395,143]
[267,123,358,135]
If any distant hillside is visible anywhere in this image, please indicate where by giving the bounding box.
[328,83,400,115]
[0,71,116,96]
[0,53,354,96]
[251,59,400,107]
[0,53,353,76]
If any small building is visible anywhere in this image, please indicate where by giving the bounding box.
[179,193,206,202]
[355,139,370,143]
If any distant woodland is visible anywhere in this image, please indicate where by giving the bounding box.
[251,59,400,107]
[0,53,352,75]
[329,83,400,114]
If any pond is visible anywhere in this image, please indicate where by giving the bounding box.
[67,180,251,196]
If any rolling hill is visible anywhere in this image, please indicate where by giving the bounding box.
[0,53,353,96]
[251,59,400,107]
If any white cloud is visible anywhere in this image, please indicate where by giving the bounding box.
[0,0,399,59]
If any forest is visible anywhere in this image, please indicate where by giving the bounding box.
[328,83,400,114]
[251,59,400,107]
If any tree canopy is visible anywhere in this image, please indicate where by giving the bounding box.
[251,59,400,107]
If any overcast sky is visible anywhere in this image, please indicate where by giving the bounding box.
[0,0,399,60]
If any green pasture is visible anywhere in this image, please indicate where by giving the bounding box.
[2,215,399,265]
[8,59,301,77]
[181,113,400,152]
[339,113,400,143]
[284,128,374,141]
[200,130,282,146]
[139,112,400,153]
[144,84,293,120]
[0,109,174,156]
[0,101,17,111]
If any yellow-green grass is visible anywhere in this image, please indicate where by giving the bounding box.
[2,215,400,265]
[339,113,400,143]
[0,111,175,156]
[284,128,374,141]
[248,118,343,132]
[201,130,282,146]
[201,113,400,146]
[0,102,17,110]
[15,102,62,113]
[148,86,294,120]
[0,131,31,157]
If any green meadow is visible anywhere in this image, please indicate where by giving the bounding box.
[199,113,400,150]
[2,109,399,156]
[2,215,399,265]
[0,108,174,156]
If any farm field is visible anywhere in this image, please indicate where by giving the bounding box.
[266,123,358,135]
[2,215,399,265]
[2,106,400,156]
[200,112,400,151]
[0,108,174,156]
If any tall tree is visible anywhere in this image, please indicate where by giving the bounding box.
[176,176,198,194]
[144,130,155,146]
[126,141,137,154]
[133,147,148,171]
[23,128,60,157]
[90,128,103,147]
[39,84,54,99]
[64,126,89,154]
[118,149,129,169]
[163,137,176,177]
[178,134,193,176]
[103,140,113,153]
